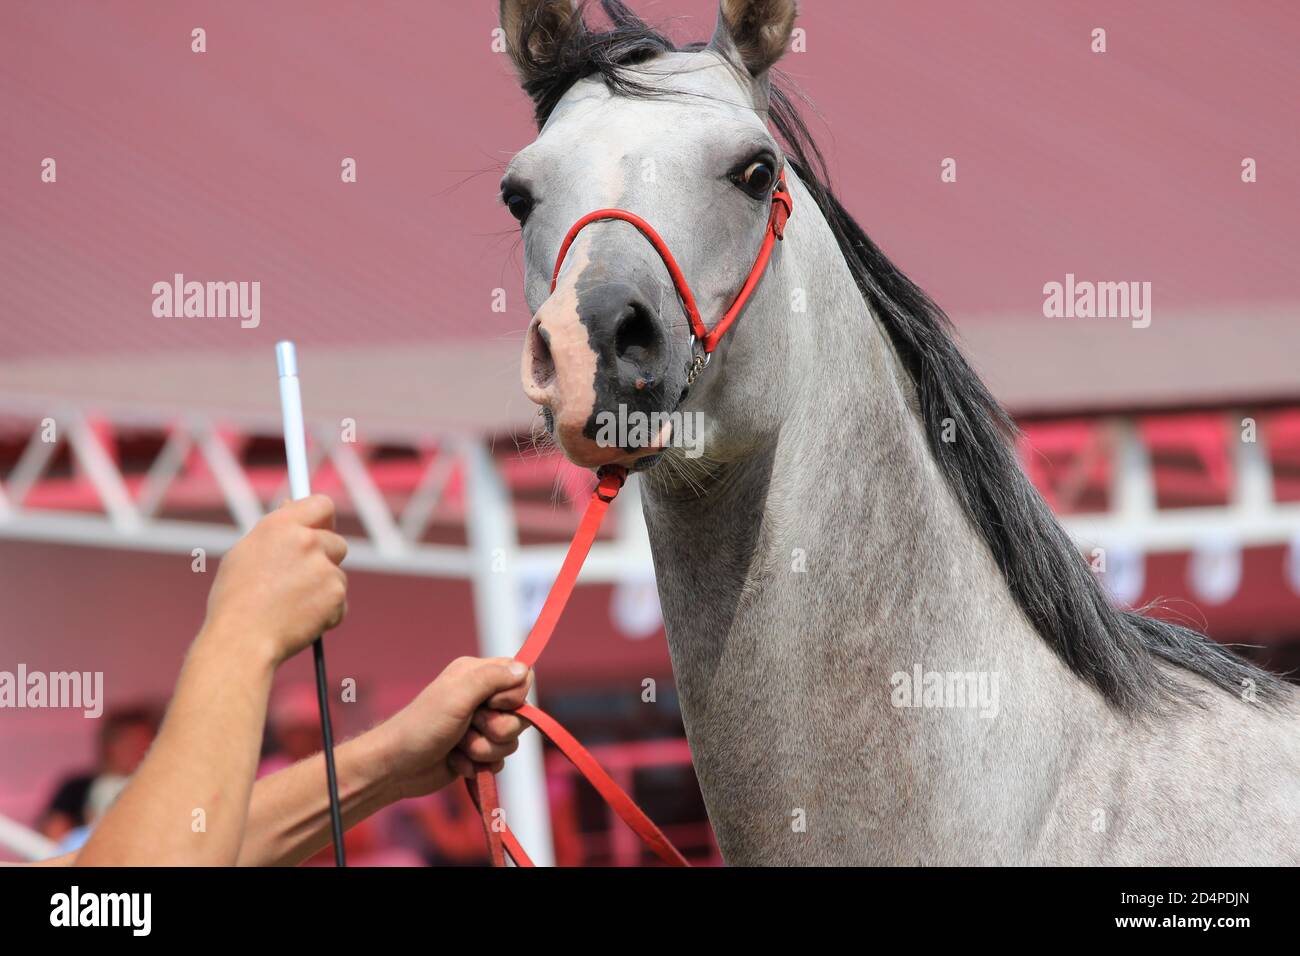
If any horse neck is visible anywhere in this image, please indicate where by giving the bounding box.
[640,183,1106,861]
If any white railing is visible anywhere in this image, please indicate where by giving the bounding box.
[0,400,661,867]
[0,813,58,862]
[1060,415,1300,553]
[3,398,1299,859]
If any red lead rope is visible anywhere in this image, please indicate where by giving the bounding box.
[467,173,793,867]
[466,465,688,867]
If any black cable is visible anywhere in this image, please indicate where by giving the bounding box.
[312,638,346,867]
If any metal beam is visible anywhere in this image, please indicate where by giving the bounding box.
[399,450,456,544]
[193,422,263,532]
[136,425,193,518]
[65,414,142,533]
[1063,505,1300,554]
[463,441,555,866]
[5,416,62,505]
[3,401,1300,570]
[325,434,407,558]
[0,813,58,862]
[0,511,473,576]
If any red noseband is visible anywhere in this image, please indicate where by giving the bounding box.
[549,171,793,355]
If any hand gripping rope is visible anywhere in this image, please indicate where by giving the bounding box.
[468,172,793,867]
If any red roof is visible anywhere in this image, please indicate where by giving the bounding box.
[2,0,1297,410]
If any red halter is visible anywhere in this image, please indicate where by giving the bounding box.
[550,171,792,355]
[467,173,794,867]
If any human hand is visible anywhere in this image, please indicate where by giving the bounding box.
[203,495,348,667]
[377,657,533,799]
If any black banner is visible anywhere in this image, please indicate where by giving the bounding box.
[0,866,1287,943]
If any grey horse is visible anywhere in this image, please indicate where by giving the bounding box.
[497,0,1299,865]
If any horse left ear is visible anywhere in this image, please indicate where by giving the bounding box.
[499,0,584,90]
[709,0,798,78]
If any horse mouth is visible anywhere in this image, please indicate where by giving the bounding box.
[538,406,667,472]
[630,453,664,472]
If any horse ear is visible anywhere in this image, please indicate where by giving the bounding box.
[499,0,583,88]
[709,0,798,78]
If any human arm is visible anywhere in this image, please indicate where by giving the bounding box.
[235,657,532,867]
[73,496,348,866]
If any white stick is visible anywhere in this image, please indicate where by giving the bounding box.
[0,812,59,861]
[274,340,347,865]
[275,342,312,500]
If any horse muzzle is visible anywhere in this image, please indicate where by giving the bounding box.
[521,172,792,469]
[522,230,681,468]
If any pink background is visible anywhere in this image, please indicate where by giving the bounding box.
[2,0,1297,362]
[2,1,1298,845]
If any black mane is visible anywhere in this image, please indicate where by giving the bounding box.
[514,0,1290,711]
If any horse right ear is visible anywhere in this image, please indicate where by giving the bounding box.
[709,0,798,78]
[499,0,584,90]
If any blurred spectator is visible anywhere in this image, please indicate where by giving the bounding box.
[405,764,583,866]
[409,785,493,866]
[37,705,159,842]
[54,773,130,854]
[258,686,327,777]
[259,685,422,866]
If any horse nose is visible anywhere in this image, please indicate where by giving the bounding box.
[612,298,668,389]
[587,283,669,396]
[518,269,675,468]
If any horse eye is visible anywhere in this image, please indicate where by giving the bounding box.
[503,190,533,225]
[734,158,776,198]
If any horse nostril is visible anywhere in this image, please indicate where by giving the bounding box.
[529,322,556,390]
[613,301,663,374]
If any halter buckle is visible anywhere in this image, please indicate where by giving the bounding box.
[770,181,793,240]
[686,336,711,386]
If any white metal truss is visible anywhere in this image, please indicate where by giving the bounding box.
[3,401,1296,566]
[0,399,654,864]
[0,812,57,862]
[1059,414,1300,553]
[0,403,653,579]
[2,398,1299,862]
